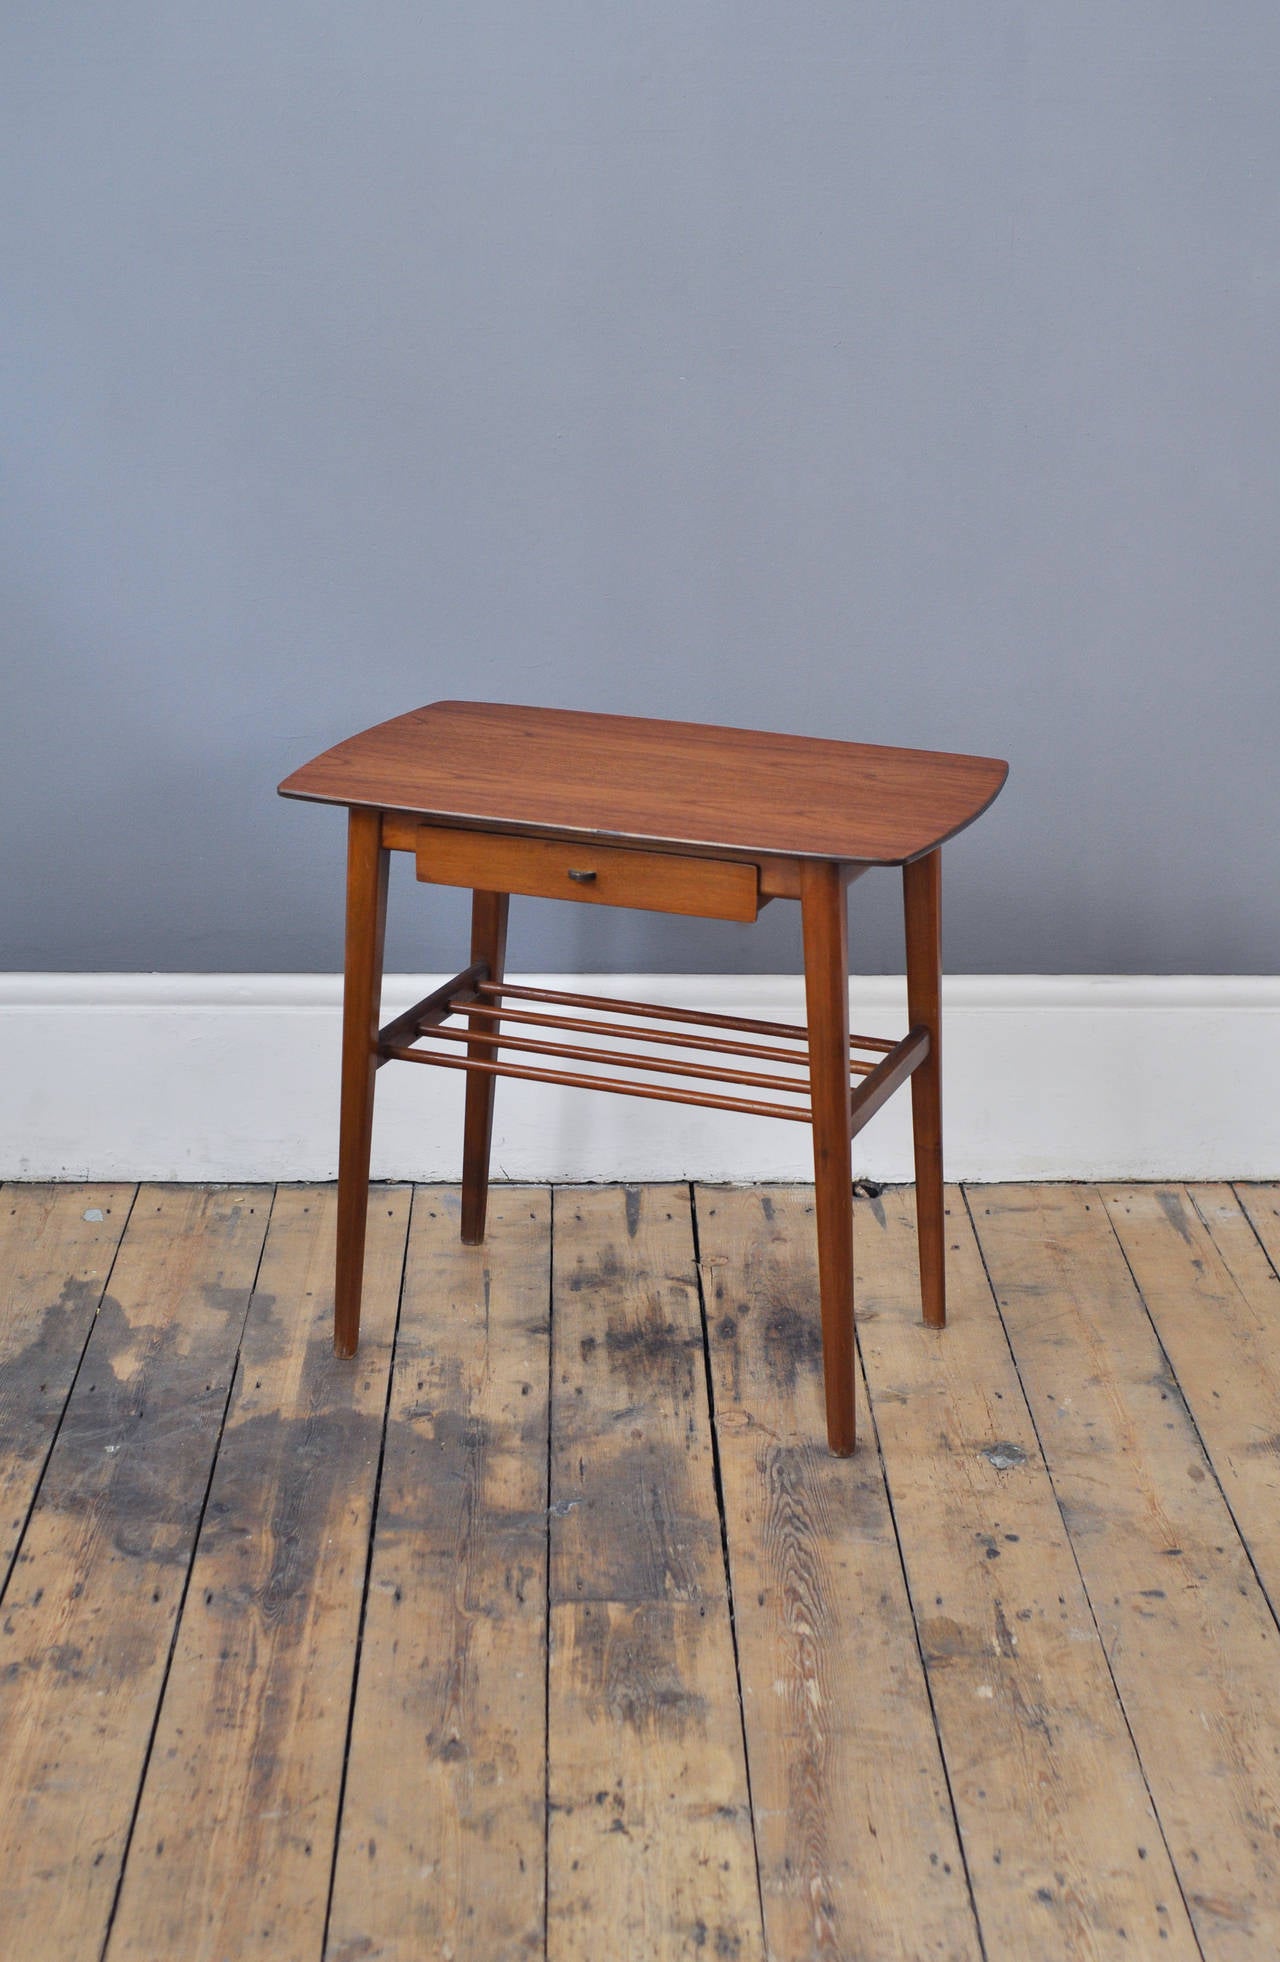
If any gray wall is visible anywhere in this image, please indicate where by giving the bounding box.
[3,6,1276,975]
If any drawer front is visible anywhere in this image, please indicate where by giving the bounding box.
[414,824,758,922]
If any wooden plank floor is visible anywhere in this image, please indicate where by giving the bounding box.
[1,1183,1279,1960]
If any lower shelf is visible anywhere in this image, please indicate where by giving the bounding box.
[376,976,928,1136]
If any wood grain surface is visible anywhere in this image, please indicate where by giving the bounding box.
[414,820,761,920]
[1,1178,1277,1962]
[857,1185,1198,1960]
[971,1184,1280,1960]
[546,1185,762,1961]
[1101,1183,1280,1616]
[0,1187,269,1961]
[107,1186,409,1962]
[695,1185,979,1961]
[0,1184,134,1588]
[328,1188,552,1962]
[279,700,1008,865]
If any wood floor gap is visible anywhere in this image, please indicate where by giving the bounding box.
[1228,1180,1280,1284]
[319,1183,417,1962]
[542,1188,556,1962]
[1099,1182,1280,1650]
[0,1181,141,1607]
[687,1182,768,1958]
[957,1186,1205,1960]
[98,1183,279,1962]
[5,1181,1280,1961]
[850,1274,989,1962]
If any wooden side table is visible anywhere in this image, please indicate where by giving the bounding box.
[279,702,1006,1454]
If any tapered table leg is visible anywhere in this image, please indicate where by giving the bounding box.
[460,889,510,1245]
[335,808,389,1357]
[801,860,857,1455]
[904,849,945,1328]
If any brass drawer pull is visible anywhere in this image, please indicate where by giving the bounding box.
[566,868,597,883]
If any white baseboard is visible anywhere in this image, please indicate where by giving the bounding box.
[0,974,1275,1183]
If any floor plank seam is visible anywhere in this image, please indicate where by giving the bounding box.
[97,1183,279,1962]
[852,1239,989,1962]
[1225,1176,1280,1608]
[319,1182,417,1962]
[687,1181,769,1960]
[0,1182,142,1608]
[957,1184,1206,1961]
[542,1188,556,1962]
[1106,1183,1280,1643]
[10,1179,1277,1960]
[1228,1179,1280,1284]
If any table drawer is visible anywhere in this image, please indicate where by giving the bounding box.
[414,824,759,922]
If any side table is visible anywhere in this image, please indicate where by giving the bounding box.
[279,701,1007,1454]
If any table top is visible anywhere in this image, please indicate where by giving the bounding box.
[278,701,1008,865]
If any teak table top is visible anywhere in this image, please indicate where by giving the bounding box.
[278,701,1008,864]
